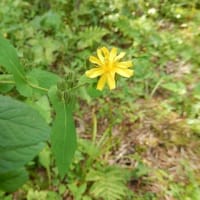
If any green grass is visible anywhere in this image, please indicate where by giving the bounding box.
[0,0,200,199]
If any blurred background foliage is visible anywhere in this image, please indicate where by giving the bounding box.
[0,0,200,199]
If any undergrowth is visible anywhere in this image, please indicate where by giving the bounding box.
[0,0,200,199]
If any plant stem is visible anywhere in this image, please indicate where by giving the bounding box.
[150,78,163,98]
[92,112,97,144]
[0,79,49,92]
[27,82,49,92]
[0,80,15,84]
[72,83,88,90]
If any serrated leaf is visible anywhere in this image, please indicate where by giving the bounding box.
[0,168,28,192]
[28,38,61,65]
[87,167,131,200]
[48,86,77,177]
[0,95,50,173]
[115,17,140,39]
[0,35,32,96]
[77,26,108,49]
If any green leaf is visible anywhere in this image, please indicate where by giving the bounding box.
[68,183,87,200]
[38,145,51,184]
[27,189,47,200]
[38,146,51,170]
[0,95,50,173]
[48,86,77,177]
[0,168,28,192]
[0,74,14,93]
[193,82,200,100]
[86,166,131,200]
[87,86,102,98]
[0,35,32,96]
[34,95,52,124]
[40,11,62,31]
[77,26,108,49]
[162,82,186,95]
[132,162,149,179]
[27,68,60,90]
[28,38,61,65]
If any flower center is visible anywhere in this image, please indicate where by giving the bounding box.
[103,59,114,73]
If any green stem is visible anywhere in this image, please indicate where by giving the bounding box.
[92,113,97,144]
[72,83,88,90]
[0,80,15,84]
[0,77,49,92]
[27,82,49,92]
[150,78,163,98]
[47,167,51,186]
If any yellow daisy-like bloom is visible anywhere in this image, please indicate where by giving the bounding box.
[85,47,134,91]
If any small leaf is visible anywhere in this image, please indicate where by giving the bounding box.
[132,162,149,179]
[38,146,51,183]
[38,146,51,170]
[162,81,186,95]
[48,86,77,177]
[40,11,62,31]
[35,95,52,123]
[68,183,87,200]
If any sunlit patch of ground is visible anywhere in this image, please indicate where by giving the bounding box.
[78,98,200,199]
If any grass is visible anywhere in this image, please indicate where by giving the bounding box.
[0,0,200,199]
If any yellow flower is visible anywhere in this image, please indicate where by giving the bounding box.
[85,47,134,91]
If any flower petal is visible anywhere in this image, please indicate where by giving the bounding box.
[97,74,107,90]
[115,68,134,77]
[107,72,116,90]
[109,48,117,61]
[117,61,133,68]
[85,68,103,78]
[101,47,109,58]
[114,52,126,61]
[89,56,102,65]
[97,48,104,63]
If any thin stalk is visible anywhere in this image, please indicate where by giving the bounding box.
[92,112,97,144]
[72,83,88,90]
[27,82,49,92]
[0,80,15,84]
[150,78,163,98]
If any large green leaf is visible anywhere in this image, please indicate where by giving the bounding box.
[27,68,60,91]
[0,95,50,173]
[0,74,14,93]
[0,35,32,96]
[48,86,77,177]
[0,168,28,192]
